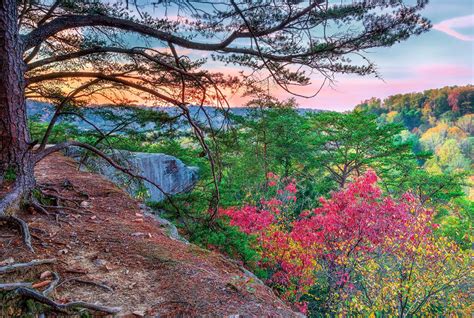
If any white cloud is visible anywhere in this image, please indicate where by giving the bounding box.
[432,15,474,41]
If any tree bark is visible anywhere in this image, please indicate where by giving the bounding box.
[0,0,34,213]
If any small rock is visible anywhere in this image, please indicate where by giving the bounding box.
[80,201,90,208]
[131,232,145,237]
[132,310,145,317]
[40,271,53,280]
[0,257,15,266]
[58,248,69,255]
[93,259,107,267]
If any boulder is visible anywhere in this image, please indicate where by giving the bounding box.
[63,147,198,202]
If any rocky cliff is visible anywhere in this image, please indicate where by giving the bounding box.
[64,148,199,202]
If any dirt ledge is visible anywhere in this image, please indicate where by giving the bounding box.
[0,153,300,317]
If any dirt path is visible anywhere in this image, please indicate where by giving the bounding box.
[1,153,299,317]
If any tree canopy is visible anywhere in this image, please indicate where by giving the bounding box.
[1,0,432,215]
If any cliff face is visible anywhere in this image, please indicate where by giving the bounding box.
[0,153,300,317]
[64,148,199,202]
[133,152,199,202]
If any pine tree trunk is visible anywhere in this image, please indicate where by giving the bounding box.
[0,0,35,213]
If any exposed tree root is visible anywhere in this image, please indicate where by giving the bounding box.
[29,187,93,218]
[0,184,24,216]
[0,283,32,290]
[0,215,34,252]
[0,185,73,253]
[30,198,50,215]
[0,259,56,274]
[41,204,92,215]
[36,186,82,206]
[5,287,122,315]
[0,260,121,315]
[42,271,60,297]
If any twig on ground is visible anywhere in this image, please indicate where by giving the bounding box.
[57,277,114,292]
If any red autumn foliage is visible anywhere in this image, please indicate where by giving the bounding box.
[218,171,439,310]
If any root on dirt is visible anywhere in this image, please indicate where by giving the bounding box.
[0,259,56,274]
[0,259,121,315]
[1,184,84,255]
[33,185,93,215]
[0,215,34,252]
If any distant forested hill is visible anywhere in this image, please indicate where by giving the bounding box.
[355,85,473,198]
[26,100,322,132]
[355,85,473,131]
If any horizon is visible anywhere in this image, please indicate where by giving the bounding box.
[28,83,473,112]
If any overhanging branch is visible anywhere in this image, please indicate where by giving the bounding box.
[22,2,324,52]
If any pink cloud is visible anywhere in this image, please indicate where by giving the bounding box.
[432,15,474,41]
[413,64,472,77]
[245,63,473,111]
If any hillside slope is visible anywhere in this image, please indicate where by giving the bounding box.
[1,153,299,317]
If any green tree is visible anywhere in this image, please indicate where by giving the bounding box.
[307,111,417,188]
[425,139,471,174]
[219,98,311,206]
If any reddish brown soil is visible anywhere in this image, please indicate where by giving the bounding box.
[0,154,300,317]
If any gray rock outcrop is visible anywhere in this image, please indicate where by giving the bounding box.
[64,147,198,202]
[134,152,199,202]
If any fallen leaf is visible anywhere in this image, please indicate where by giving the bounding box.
[32,280,52,289]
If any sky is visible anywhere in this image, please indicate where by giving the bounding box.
[274,0,474,110]
[116,1,474,111]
